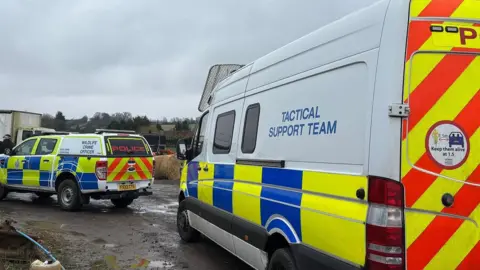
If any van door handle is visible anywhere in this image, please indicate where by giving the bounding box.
[21,160,28,163]
[43,160,50,163]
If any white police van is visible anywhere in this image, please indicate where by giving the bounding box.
[175,0,480,269]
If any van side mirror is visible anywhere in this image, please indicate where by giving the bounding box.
[176,139,187,160]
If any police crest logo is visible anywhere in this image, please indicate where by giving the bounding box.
[14,159,20,169]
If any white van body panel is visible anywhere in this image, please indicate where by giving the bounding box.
[368,0,411,181]
[239,56,375,175]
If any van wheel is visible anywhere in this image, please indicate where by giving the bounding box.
[0,185,8,201]
[111,198,134,208]
[268,248,298,270]
[177,200,200,242]
[58,179,82,211]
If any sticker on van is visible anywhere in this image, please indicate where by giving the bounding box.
[425,120,470,169]
[58,137,103,156]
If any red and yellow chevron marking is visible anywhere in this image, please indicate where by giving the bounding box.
[107,157,153,182]
[403,1,480,269]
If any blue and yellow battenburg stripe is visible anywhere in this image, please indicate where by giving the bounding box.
[182,162,369,266]
[2,156,100,190]
[56,156,101,190]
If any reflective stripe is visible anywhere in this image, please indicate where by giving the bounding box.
[404,1,480,269]
[106,157,153,181]
[182,162,368,266]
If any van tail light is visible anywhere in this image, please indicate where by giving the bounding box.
[95,160,108,181]
[366,176,405,270]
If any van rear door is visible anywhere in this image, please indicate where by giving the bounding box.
[105,136,154,182]
[402,5,480,269]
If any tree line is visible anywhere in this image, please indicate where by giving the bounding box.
[41,111,197,133]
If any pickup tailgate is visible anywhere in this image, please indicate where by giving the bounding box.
[105,136,154,182]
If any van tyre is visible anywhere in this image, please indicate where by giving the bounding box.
[0,185,8,201]
[177,200,200,242]
[111,198,134,208]
[267,248,298,270]
[58,179,82,211]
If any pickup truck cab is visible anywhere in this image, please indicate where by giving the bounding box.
[0,130,154,211]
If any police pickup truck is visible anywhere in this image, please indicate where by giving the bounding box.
[0,129,154,211]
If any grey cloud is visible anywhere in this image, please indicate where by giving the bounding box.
[0,0,373,119]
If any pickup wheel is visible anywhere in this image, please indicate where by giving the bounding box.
[58,179,82,211]
[177,200,200,242]
[111,198,134,208]
[0,184,8,201]
[267,248,298,270]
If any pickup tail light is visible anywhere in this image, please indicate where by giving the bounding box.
[95,160,108,181]
[152,159,156,179]
[366,176,405,270]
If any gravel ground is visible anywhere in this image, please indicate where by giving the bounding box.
[0,181,252,270]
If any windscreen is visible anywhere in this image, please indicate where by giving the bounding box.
[143,135,159,145]
[106,137,151,156]
[22,130,33,140]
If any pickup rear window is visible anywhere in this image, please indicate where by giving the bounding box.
[106,137,151,157]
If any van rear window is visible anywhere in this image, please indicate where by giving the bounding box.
[106,137,151,156]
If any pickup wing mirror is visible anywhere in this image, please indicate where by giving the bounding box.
[4,148,13,156]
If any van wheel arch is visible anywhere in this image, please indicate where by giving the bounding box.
[265,232,290,259]
[178,190,186,203]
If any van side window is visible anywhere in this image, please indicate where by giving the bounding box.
[241,103,260,154]
[213,110,235,154]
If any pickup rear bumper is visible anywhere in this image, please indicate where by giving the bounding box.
[90,189,153,200]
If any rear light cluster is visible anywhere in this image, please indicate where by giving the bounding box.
[95,160,107,181]
[366,176,405,270]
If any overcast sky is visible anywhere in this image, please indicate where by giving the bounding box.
[0,0,370,120]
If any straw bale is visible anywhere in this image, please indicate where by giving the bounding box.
[154,155,181,180]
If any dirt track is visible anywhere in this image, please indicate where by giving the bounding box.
[0,181,252,270]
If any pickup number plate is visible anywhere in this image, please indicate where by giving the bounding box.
[118,183,136,191]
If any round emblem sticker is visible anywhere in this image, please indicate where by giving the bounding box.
[425,121,470,170]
